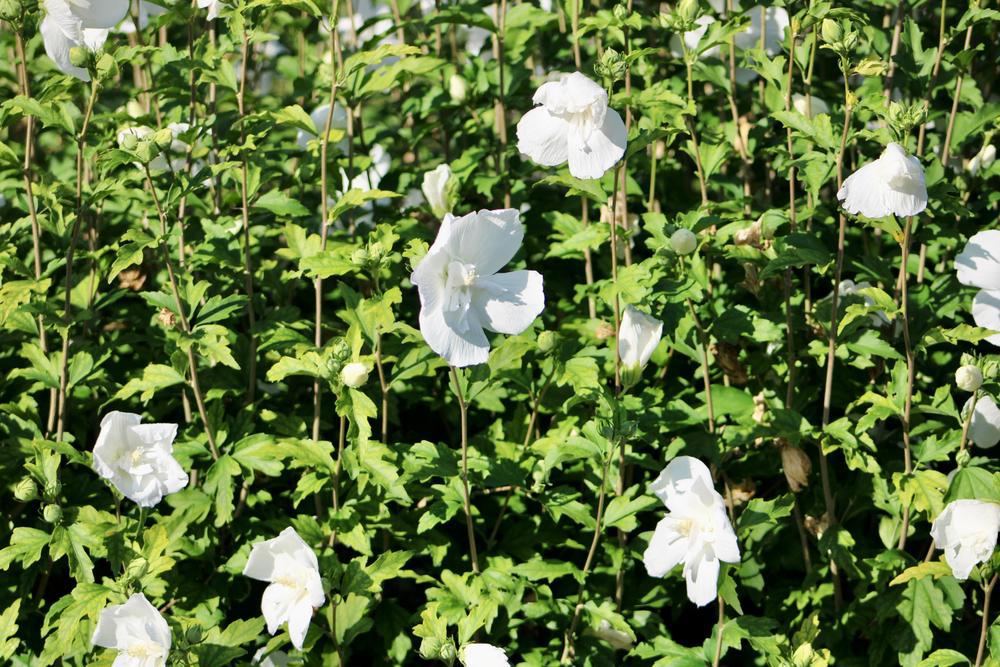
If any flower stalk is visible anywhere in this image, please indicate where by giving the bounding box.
[450,366,480,574]
[237,27,259,406]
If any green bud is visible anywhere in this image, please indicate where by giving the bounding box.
[670,228,698,255]
[842,30,859,52]
[955,447,971,469]
[537,330,557,353]
[68,46,89,69]
[135,139,158,164]
[0,0,20,21]
[44,481,62,498]
[152,128,174,150]
[612,3,628,21]
[853,57,887,77]
[13,478,38,502]
[594,48,627,85]
[621,363,643,390]
[42,504,63,524]
[677,0,698,22]
[438,640,456,664]
[185,625,203,645]
[120,132,139,151]
[125,557,149,581]
[351,247,369,266]
[820,19,842,45]
[95,53,119,81]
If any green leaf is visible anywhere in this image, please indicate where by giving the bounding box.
[255,189,310,217]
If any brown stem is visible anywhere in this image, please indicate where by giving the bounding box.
[713,595,726,667]
[976,575,998,667]
[916,0,948,155]
[143,167,219,460]
[237,30,259,405]
[896,217,916,550]
[450,367,480,574]
[493,0,510,208]
[941,26,974,168]
[882,1,906,105]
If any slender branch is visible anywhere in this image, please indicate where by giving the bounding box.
[725,0,752,208]
[327,415,347,547]
[313,0,343,442]
[237,28,259,405]
[975,575,998,667]
[941,25,974,167]
[450,367,480,574]
[679,44,709,206]
[493,0,510,208]
[916,0,948,155]
[55,79,99,442]
[882,1,906,105]
[143,167,219,460]
[896,215,916,550]
[713,595,726,667]
[687,299,716,433]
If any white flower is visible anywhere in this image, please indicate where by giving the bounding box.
[410,209,545,367]
[337,0,395,46]
[966,395,1000,449]
[92,411,187,508]
[253,647,292,666]
[956,231,1000,346]
[91,593,171,666]
[297,103,348,150]
[41,0,129,81]
[516,71,627,180]
[340,362,369,388]
[969,144,996,176]
[243,527,325,650]
[449,74,468,103]
[340,144,390,193]
[792,94,830,118]
[619,305,663,388]
[838,279,889,327]
[734,5,789,56]
[422,164,454,219]
[837,142,927,218]
[671,228,698,255]
[197,0,223,20]
[955,365,983,392]
[461,643,510,667]
[643,456,740,607]
[930,499,1000,580]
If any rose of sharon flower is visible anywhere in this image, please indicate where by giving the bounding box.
[969,144,996,176]
[644,456,740,606]
[91,593,171,667]
[92,412,187,508]
[516,72,627,180]
[956,231,1000,347]
[41,0,130,81]
[930,499,1000,580]
[461,643,510,667]
[422,164,455,219]
[197,0,223,20]
[966,395,1000,449]
[410,209,545,367]
[837,143,927,218]
[243,527,325,650]
[619,305,663,388]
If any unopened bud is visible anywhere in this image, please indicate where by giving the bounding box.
[594,48,627,84]
[0,0,20,20]
[13,478,38,502]
[95,53,118,80]
[956,448,971,468]
[612,3,628,21]
[125,557,149,580]
[820,19,842,45]
[677,0,698,22]
[185,625,203,645]
[955,365,983,392]
[69,46,89,68]
[152,128,174,150]
[670,228,697,255]
[780,444,812,492]
[537,330,557,353]
[438,641,456,663]
[340,362,369,388]
[42,504,63,524]
[120,131,139,151]
[448,74,467,103]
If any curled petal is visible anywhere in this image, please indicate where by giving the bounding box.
[684,544,721,607]
[566,107,626,180]
[956,231,1000,290]
[516,107,570,168]
[473,270,545,336]
[643,517,692,578]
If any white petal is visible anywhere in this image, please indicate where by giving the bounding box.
[448,208,525,277]
[618,305,663,369]
[972,290,1000,347]
[956,231,1000,290]
[534,72,606,115]
[41,14,90,81]
[967,395,1000,448]
[566,107,627,180]
[76,0,130,29]
[261,583,295,636]
[473,270,545,335]
[643,518,691,578]
[735,5,789,55]
[712,522,742,564]
[462,643,511,667]
[419,296,490,367]
[649,456,716,508]
[286,600,314,650]
[684,544,721,606]
[837,143,927,218]
[244,527,318,580]
[516,107,570,168]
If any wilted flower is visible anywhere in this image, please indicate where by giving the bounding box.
[243,527,325,650]
[516,71,627,180]
[966,395,1000,448]
[838,279,890,327]
[671,228,698,255]
[618,305,663,388]
[837,143,927,218]
[410,209,545,367]
[930,499,1000,580]
[461,643,510,667]
[341,361,369,388]
[197,0,223,20]
[969,144,996,176]
[92,411,187,508]
[422,164,455,219]
[91,593,171,666]
[956,231,1000,346]
[792,94,830,118]
[780,444,811,492]
[41,0,129,81]
[955,365,983,392]
[644,456,740,606]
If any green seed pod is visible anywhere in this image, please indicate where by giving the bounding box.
[677,0,698,22]
[42,504,63,524]
[537,330,557,353]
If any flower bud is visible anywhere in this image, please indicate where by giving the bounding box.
[594,48,627,84]
[820,19,842,44]
[69,46,89,68]
[44,481,62,498]
[780,445,811,492]
[120,132,139,151]
[677,0,698,22]
[185,624,203,645]
[42,504,63,524]
[956,448,971,468]
[340,362,369,388]
[125,557,149,581]
[448,74,467,103]
[438,640,456,663]
[612,3,628,22]
[0,0,20,20]
[152,128,175,150]
[135,139,158,164]
[670,228,697,255]
[537,330,557,353]
[955,365,983,392]
[13,478,38,502]
[95,53,119,80]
